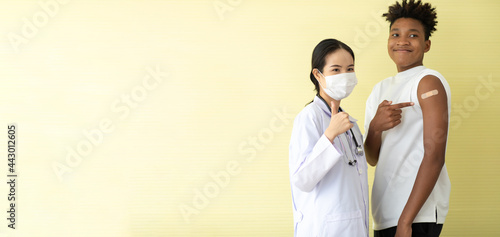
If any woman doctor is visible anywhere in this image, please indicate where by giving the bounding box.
[289,39,369,237]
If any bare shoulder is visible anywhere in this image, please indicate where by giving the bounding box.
[418,75,447,104]
[418,75,444,90]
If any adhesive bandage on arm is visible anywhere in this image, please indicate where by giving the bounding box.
[421,89,438,99]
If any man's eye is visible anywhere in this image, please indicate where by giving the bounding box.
[410,34,418,38]
[391,33,399,37]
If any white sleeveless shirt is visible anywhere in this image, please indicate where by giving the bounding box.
[364,66,451,230]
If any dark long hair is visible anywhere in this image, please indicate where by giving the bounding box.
[310,39,355,95]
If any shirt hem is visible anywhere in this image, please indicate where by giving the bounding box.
[373,215,447,230]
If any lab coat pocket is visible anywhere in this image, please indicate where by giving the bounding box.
[320,210,366,237]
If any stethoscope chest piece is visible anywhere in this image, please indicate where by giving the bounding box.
[355,146,364,156]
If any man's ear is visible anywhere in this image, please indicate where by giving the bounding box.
[424,40,431,53]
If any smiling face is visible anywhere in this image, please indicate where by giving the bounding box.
[388,17,431,72]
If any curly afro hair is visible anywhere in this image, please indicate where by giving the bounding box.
[383,0,437,40]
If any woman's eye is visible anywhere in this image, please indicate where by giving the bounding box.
[348,68,354,71]
[332,68,339,72]
[391,33,399,37]
[410,34,418,38]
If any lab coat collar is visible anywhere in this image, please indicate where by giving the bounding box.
[313,95,357,122]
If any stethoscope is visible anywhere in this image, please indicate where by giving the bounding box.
[340,114,363,166]
[318,96,364,165]
[350,126,364,156]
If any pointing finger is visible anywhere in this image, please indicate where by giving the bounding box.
[393,102,415,109]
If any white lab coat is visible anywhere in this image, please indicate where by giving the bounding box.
[289,96,369,237]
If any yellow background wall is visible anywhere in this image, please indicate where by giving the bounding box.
[0,0,498,236]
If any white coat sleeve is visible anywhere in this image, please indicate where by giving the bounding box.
[290,110,343,192]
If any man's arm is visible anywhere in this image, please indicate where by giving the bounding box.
[364,120,383,166]
[364,100,414,166]
[395,75,449,236]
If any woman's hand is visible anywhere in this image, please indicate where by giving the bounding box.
[324,101,353,143]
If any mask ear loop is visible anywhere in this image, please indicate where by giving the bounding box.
[315,69,324,86]
[315,69,329,92]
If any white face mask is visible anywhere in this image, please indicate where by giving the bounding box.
[317,71,358,100]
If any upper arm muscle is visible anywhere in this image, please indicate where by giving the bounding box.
[417,75,448,159]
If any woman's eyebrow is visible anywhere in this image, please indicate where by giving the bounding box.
[329,64,354,68]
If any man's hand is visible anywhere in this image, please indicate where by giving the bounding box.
[395,223,412,237]
[364,100,414,166]
[369,100,414,133]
